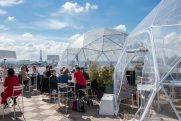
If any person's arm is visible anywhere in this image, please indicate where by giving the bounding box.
[68,75,72,80]
[72,73,76,82]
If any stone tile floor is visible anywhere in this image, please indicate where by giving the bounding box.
[0,91,121,121]
[0,91,179,121]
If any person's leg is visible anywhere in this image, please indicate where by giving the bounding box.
[76,84,86,97]
[1,92,8,108]
[11,97,17,105]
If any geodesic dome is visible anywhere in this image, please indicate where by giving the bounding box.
[58,28,127,67]
[114,0,181,120]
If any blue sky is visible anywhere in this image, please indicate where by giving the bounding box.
[0,0,160,60]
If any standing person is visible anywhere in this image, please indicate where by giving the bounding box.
[81,67,90,80]
[1,68,21,108]
[74,67,86,90]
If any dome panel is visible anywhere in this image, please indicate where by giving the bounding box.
[58,28,127,67]
[153,0,181,26]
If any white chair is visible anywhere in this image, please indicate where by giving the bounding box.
[10,85,24,119]
[57,83,72,113]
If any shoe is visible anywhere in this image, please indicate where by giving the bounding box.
[4,103,9,109]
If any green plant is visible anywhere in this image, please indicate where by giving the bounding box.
[88,64,114,89]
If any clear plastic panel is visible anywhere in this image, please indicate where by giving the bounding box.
[114,31,155,119]
[131,1,161,35]
[83,28,104,46]
[153,0,181,26]
[152,25,181,80]
[84,38,103,51]
[105,34,127,46]
[68,35,84,49]
[104,50,121,62]
[102,37,122,51]
[83,49,102,62]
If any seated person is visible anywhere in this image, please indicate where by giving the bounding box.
[58,68,72,83]
[49,70,58,92]
[81,67,90,80]
[59,67,65,76]
[31,65,39,85]
[43,66,49,77]
[19,66,30,87]
[58,68,72,92]
[1,68,22,108]
[74,67,86,95]
[46,66,52,78]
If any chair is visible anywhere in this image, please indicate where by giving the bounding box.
[3,85,24,119]
[11,85,24,119]
[31,73,38,90]
[57,83,72,113]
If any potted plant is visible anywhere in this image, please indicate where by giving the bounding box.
[88,64,114,99]
[100,66,114,94]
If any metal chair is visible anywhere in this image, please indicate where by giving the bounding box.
[57,83,72,113]
[3,85,24,119]
[11,85,24,119]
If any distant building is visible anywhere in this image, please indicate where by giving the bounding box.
[47,55,59,65]
[19,60,31,65]
[0,50,16,60]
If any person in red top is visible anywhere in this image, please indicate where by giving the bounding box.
[1,68,21,108]
[74,66,86,91]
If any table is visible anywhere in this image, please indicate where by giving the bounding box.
[163,80,181,99]
[0,82,11,115]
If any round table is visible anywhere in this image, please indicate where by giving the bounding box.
[0,82,11,115]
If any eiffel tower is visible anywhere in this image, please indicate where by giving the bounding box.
[39,50,43,62]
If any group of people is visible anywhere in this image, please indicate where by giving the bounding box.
[18,65,39,87]
[1,65,39,109]
[47,66,90,96]
[0,65,90,108]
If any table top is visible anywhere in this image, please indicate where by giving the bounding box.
[163,80,181,86]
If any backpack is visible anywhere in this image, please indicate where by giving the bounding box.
[77,98,85,113]
[87,97,93,107]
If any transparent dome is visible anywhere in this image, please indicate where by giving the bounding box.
[114,0,181,120]
[58,28,127,67]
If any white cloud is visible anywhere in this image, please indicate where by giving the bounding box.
[22,32,34,40]
[114,24,127,32]
[68,33,81,41]
[0,0,23,7]
[0,32,69,61]
[0,25,8,30]
[0,9,7,15]
[7,16,15,21]
[36,19,68,30]
[59,2,98,15]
